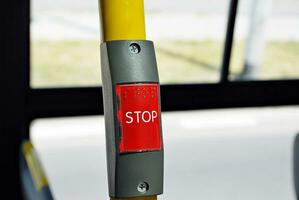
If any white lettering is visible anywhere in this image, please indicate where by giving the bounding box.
[134,111,141,123]
[125,112,133,124]
[124,110,159,124]
[152,111,158,122]
[142,111,151,123]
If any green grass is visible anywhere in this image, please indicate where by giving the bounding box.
[31,40,299,87]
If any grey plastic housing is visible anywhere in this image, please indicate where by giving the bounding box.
[100,40,164,198]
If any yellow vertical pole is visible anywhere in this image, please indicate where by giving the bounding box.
[99,0,146,42]
[99,1,158,200]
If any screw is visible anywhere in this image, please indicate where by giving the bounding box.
[137,182,149,193]
[129,43,141,54]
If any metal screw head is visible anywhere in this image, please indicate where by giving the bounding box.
[129,43,141,54]
[137,182,149,193]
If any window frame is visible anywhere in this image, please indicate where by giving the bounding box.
[26,0,299,120]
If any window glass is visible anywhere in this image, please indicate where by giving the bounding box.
[31,0,230,88]
[230,0,299,80]
[145,0,230,84]
[31,0,101,87]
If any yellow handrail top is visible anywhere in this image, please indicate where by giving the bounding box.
[99,0,146,42]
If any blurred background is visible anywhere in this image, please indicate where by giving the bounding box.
[31,0,299,87]
[29,0,299,199]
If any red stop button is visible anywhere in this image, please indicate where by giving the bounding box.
[116,83,162,153]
